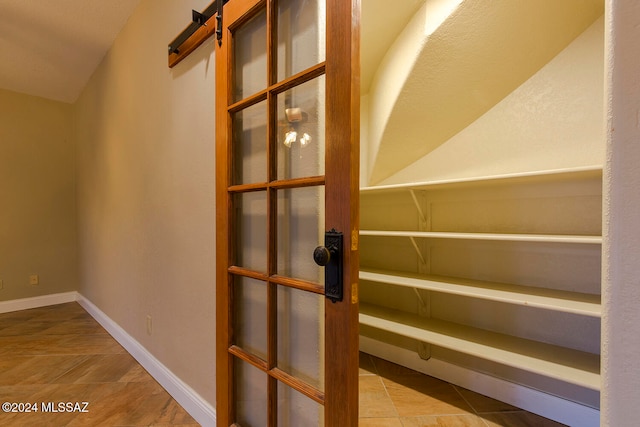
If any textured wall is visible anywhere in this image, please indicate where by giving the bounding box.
[0,89,77,301]
[377,16,605,185]
[74,0,217,405]
[365,0,603,184]
[601,0,640,425]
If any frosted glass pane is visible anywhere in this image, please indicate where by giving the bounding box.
[234,9,267,101]
[277,186,324,283]
[277,76,325,180]
[235,359,267,427]
[232,101,267,185]
[234,191,267,273]
[277,0,325,80]
[233,277,267,359]
[277,285,324,391]
[278,382,323,427]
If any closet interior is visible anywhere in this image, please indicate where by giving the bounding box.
[359,1,604,425]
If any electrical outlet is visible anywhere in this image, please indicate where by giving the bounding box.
[146,315,152,335]
[29,274,39,285]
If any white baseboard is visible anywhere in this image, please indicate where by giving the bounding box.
[0,291,78,314]
[76,294,216,427]
[360,336,600,427]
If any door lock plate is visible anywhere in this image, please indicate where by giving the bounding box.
[314,229,343,303]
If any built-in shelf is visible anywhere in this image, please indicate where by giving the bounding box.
[360,165,603,194]
[359,166,603,402]
[360,270,601,317]
[360,302,601,391]
[360,230,602,245]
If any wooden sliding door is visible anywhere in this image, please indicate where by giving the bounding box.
[215,0,360,425]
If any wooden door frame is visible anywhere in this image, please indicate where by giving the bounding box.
[215,0,360,425]
[323,0,360,424]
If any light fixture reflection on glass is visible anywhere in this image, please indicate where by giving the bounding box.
[283,107,312,148]
[284,129,297,148]
[299,133,311,147]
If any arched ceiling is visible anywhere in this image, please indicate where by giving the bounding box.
[362,0,604,185]
[361,0,424,93]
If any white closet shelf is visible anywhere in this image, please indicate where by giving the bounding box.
[359,230,602,244]
[360,165,603,193]
[360,270,601,318]
[359,302,601,391]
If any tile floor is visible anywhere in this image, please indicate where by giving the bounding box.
[0,302,566,426]
[359,352,567,427]
[0,302,198,427]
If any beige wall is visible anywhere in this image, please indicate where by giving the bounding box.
[74,0,216,405]
[602,0,640,425]
[0,89,77,301]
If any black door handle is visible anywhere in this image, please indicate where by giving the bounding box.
[313,246,332,266]
[314,229,343,303]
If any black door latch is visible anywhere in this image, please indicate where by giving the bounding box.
[313,229,343,303]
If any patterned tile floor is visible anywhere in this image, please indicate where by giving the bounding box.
[0,302,567,426]
[359,352,567,426]
[0,302,198,426]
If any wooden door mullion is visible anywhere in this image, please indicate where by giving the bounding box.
[266,191,277,426]
[264,14,277,363]
[270,367,325,404]
[266,1,278,420]
[267,0,277,88]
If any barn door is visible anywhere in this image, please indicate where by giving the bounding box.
[215,0,360,425]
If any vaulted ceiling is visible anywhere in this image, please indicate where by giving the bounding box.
[0,0,409,103]
[0,0,141,103]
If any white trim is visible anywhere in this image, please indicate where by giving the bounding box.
[360,336,600,427]
[76,294,216,427]
[0,291,78,314]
